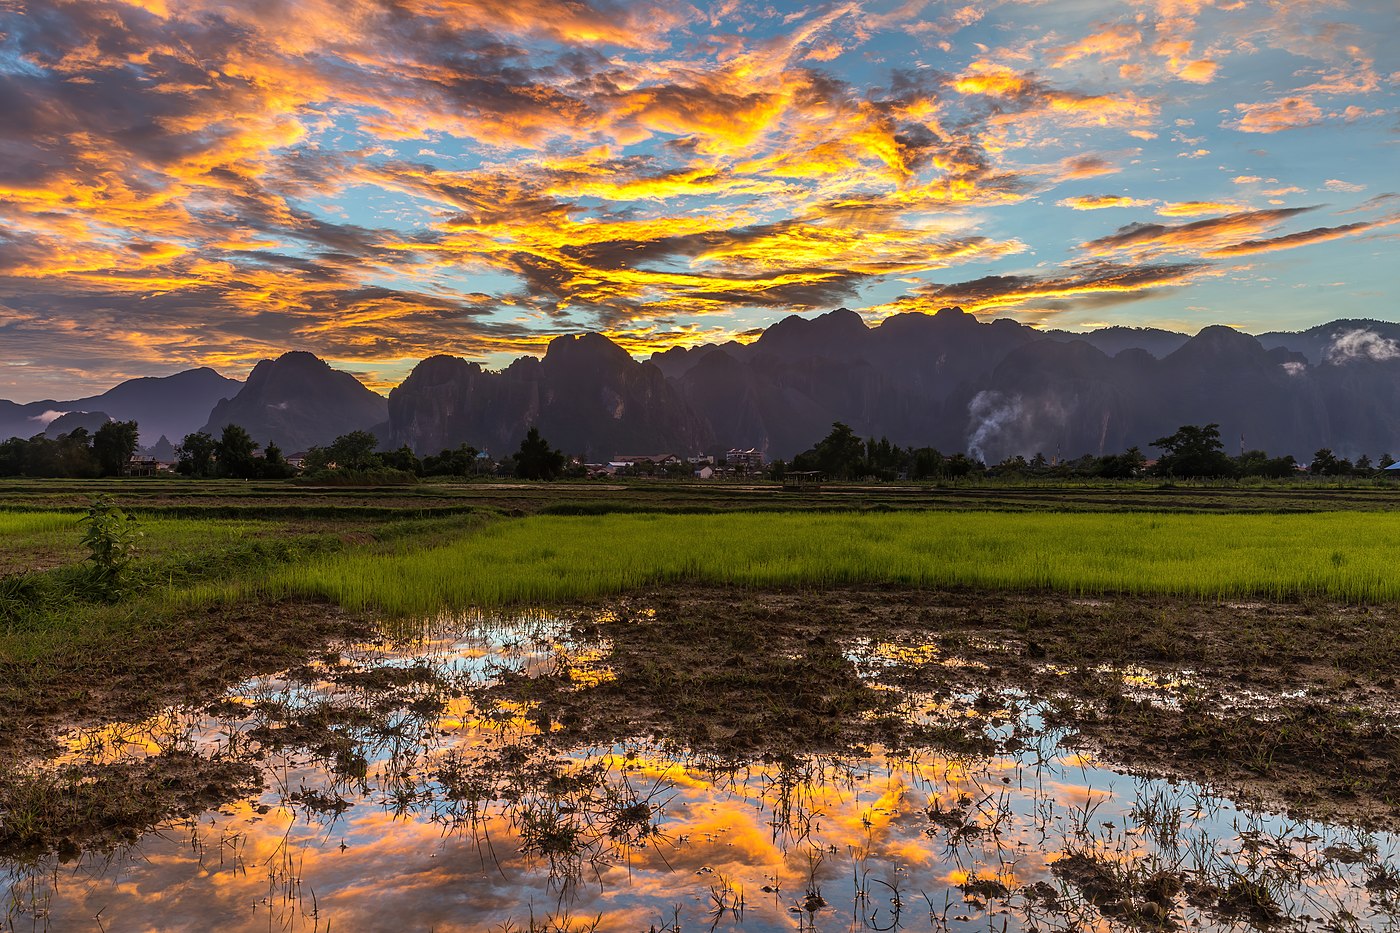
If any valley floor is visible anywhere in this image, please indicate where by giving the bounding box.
[0,476,1397,930]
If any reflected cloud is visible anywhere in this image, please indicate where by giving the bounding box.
[4,609,1396,932]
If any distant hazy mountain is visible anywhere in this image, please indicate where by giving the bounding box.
[1042,325,1191,359]
[144,435,177,461]
[388,332,712,459]
[201,351,388,452]
[374,309,1400,462]
[43,410,112,438]
[0,368,242,446]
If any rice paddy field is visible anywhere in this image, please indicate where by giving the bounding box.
[258,510,1400,611]
[3,478,1400,931]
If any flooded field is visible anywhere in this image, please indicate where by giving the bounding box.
[5,608,1398,932]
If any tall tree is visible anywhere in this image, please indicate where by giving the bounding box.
[215,424,260,479]
[327,430,382,471]
[176,431,217,477]
[93,420,140,476]
[514,427,565,480]
[1309,448,1352,476]
[1150,424,1235,478]
[797,422,865,479]
[260,442,296,479]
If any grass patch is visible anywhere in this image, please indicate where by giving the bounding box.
[261,511,1400,614]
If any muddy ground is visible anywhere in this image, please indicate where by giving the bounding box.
[2,585,1398,858]
[497,586,1400,832]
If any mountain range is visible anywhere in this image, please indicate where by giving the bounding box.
[0,368,242,449]
[4,310,1399,461]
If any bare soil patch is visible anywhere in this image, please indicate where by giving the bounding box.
[482,585,1400,831]
[3,584,1398,860]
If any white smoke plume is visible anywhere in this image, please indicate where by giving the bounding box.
[966,390,1023,463]
[1325,329,1400,364]
[26,409,69,427]
[1279,361,1307,377]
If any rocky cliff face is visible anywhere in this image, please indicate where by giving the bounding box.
[387,333,713,458]
[385,310,1400,464]
[20,313,1396,464]
[201,351,388,451]
[656,309,1400,461]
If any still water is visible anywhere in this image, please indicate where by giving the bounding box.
[4,613,1397,931]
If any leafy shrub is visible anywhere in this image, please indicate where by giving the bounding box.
[78,497,141,596]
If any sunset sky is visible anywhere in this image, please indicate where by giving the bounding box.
[2,0,1396,399]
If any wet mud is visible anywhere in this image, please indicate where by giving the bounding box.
[2,586,1399,931]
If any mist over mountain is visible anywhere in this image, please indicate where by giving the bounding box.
[0,368,242,446]
[201,352,388,452]
[6,313,1398,463]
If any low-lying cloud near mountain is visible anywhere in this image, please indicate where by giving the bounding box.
[1326,328,1400,365]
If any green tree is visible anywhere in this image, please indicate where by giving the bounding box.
[1094,447,1146,479]
[379,445,422,475]
[910,447,946,480]
[51,429,100,478]
[514,427,565,480]
[794,422,866,479]
[1309,448,1352,476]
[1149,424,1236,478]
[176,431,217,477]
[422,443,480,476]
[1236,449,1297,478]
[0,437,25,476]
[944,452,982,478]
[93,420,140,476]
[260,442,296,479]
[215,424,260,479]
[327,430,382,471]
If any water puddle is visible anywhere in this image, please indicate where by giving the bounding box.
[4,613,1398,931]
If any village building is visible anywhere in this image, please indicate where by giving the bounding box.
[725,448,764,472]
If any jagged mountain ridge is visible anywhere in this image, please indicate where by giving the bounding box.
[201,351,389,452]
[8,313,1399,463]
[386,332,712,459]
[652,311,1400,461]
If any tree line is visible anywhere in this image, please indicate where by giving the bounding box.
[4,417,1391,482]
[0,422,141,477]
[781,422,1396,481]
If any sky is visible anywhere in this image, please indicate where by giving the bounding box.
[1,0,1397,400]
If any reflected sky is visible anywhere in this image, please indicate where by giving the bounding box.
[6,612,1398,932]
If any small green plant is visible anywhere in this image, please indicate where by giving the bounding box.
[78,496,141,595]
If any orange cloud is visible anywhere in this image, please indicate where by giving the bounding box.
[1156,201,1241,216]
[1050,24,1144,66]
[1205,216,1400,256]
[1080,207,1317,257]
[1057,195,1158,210]
[1228,96,1323,133]
[890,260,1210,315]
